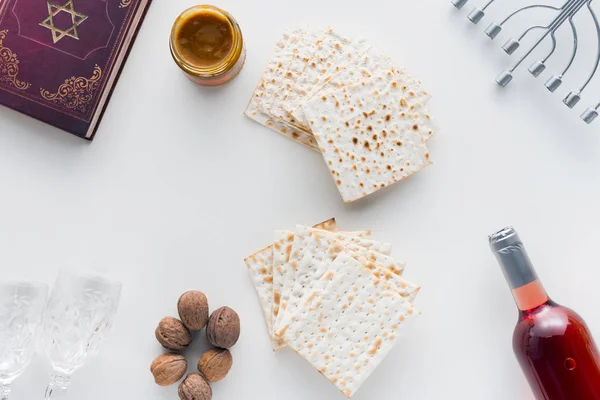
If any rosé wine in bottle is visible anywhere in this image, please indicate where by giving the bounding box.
[489,227,600,400]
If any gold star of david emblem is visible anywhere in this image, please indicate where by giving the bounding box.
[39,0,88,44]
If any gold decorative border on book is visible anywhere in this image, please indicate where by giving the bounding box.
[119,0,132,8]
[0,30,31,90]
[0,0,140,123]
[40,64,102,113]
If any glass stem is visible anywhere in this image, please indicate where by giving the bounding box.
[44,372,71,399]
[0,384,11,400]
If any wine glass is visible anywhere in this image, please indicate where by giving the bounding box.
[41,270,122,399]
[0,282,49,400]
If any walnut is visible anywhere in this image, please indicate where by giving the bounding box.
[155,317,191,351]
[178,291,209,331]
[198,348,232,382]
[150,353,187,386]
[206,306,240,348]
[178,373,212,400]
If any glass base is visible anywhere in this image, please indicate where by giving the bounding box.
[44,373,71,399]
[0,385,11,400]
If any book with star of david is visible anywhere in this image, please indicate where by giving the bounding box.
[0,0,152,140]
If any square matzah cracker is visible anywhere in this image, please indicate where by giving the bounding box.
[336,240,405,276]
[307,226,392,254]
[277,232,418,335]
[270,219,340,348]
[310,226,401,275]
[313,218,338,232]
[282,32,367,129]
[245,219,337,349]
[292,47,436,136]
[277,251,417,398]
[260,28,308,112]
[244,30,320,151]
[272,226,379,339]
[290,45,395,128]
[272,231,294,346]
[268,29,325,121]
[342,70,438,142]
[306,68,438,143]
[244,246,282,349]
[272,231,294,350]
[245,105,319,151]
[273,226,393,333]
[244,29,296,116]
[321,242,420,303]
[304,74,432,203]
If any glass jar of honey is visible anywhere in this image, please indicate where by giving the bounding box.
[169,5,246,86]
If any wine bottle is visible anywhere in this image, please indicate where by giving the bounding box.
[489,227,600,400]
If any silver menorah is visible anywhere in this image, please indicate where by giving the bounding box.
[452,0,600,124]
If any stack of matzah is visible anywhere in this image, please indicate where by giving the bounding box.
[244,218,420,398]
[245,28,439,203]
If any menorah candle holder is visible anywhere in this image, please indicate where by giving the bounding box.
[452,0,600,124]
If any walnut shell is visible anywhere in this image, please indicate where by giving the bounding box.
[150,353,187,386]
[206,306,240,348]
[178,291,209,331]
[198,348,233,382]
[178,373,212,400]
[155,317,192,351]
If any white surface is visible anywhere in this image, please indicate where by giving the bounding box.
[1,0,600,399]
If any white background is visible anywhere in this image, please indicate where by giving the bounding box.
[1,0,600,399]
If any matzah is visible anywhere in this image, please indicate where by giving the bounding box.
[244,30,320,151]
[339,69,438,142]
[245,105,319,151]
[244,246,282,349]
[245,219,422,396]
[270,229,365,342]
[292,47,436,137]
[245,27,439,204]
[306,226,392,254]
[260,28,307,112]
[246,218,337,349]
[272,225,392,333]
[268,29,325,121]
[272,226,376,344]
[271,220,338,340]
[277,251,417,397]
[289,44,395,129]
[321,242,419,303]
[271,231,294,350]
[313,218,337,231]
[276,231,418,336]
[331,240,405,275]
[304,73,432,203]
[281,31,361,129]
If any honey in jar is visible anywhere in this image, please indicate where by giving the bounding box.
[170,5,245,86]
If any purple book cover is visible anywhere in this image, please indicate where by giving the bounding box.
[0,0,151,140]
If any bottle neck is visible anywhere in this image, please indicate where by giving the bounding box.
[512,279,549,311]
[489,227,550,312]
